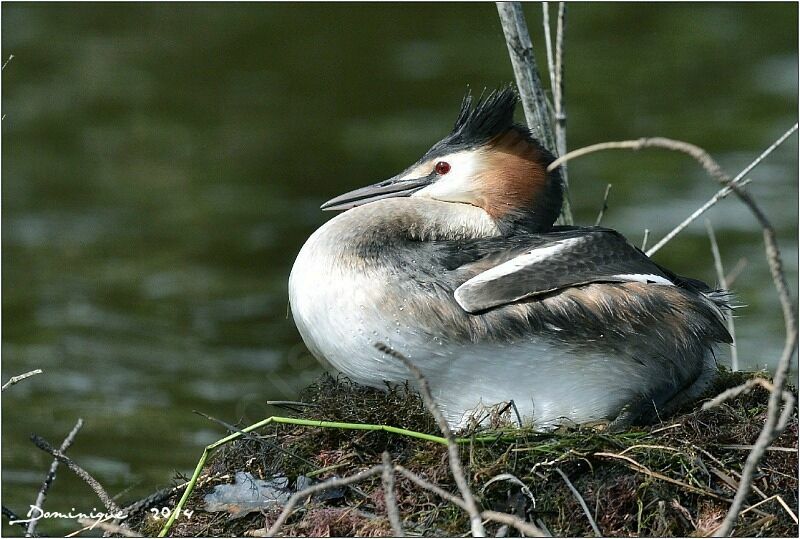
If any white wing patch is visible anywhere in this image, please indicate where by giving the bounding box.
[462,237,584,285]
[454,237,584,310]
[611,273,674,286]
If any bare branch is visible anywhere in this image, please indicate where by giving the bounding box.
[641,229,650,251]
[2,54,14,71]
[496,2,556,152]
[554,468,601,537]
[496,1,573,226]
[705,219,738,371]
[382,452,404,537]
[2,369,43,391]
[27,419,84,537]
[30,434,120,514]
[376,343,486,537]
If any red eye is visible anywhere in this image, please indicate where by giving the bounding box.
[435,161,451,175]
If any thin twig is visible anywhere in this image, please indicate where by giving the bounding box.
[72,518,142,538]
[265,465,383,536]
[702,377,777,410]
[706,219,738,371]
[382,452,404,537]
[647,178,751,256]
[554,468,601,537]
[27,419,84,537]
[2,54,14,71]
[375,343,487,537]
[641,229,650,251]
[30,435,121,513]
[2,369,43,391]
[595,184,612,226]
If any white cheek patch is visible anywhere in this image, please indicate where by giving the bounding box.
[411,151,482,204]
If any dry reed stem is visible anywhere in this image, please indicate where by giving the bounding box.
[542,3,555,93]
[27,418,84,537]
[553,2,567,159]
[705,219,739,371]
[497,1,573,225]
[496,2,556,152]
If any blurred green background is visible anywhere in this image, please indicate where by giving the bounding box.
[2,2,797,535]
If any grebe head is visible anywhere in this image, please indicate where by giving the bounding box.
[321,86,564,232]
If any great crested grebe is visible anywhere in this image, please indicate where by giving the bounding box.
[289,87,731,429]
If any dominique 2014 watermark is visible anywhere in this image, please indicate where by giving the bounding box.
[9,505,194,526]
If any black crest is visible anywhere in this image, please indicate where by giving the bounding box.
[445,86,519,146]
[421,86,521,160]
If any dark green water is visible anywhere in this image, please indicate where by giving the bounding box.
[2,3,797,535]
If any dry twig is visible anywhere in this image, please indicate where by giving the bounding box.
[2,369,43,391]
[27,419,84,537]
[382,452,404,537]
[30,434,121,514]
[595,183,612,226]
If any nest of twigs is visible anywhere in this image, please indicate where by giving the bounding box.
[126,369,798,537]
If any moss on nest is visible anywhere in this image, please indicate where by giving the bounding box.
[126,369,798,537]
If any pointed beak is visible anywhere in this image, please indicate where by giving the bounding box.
[320,172,434,211]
